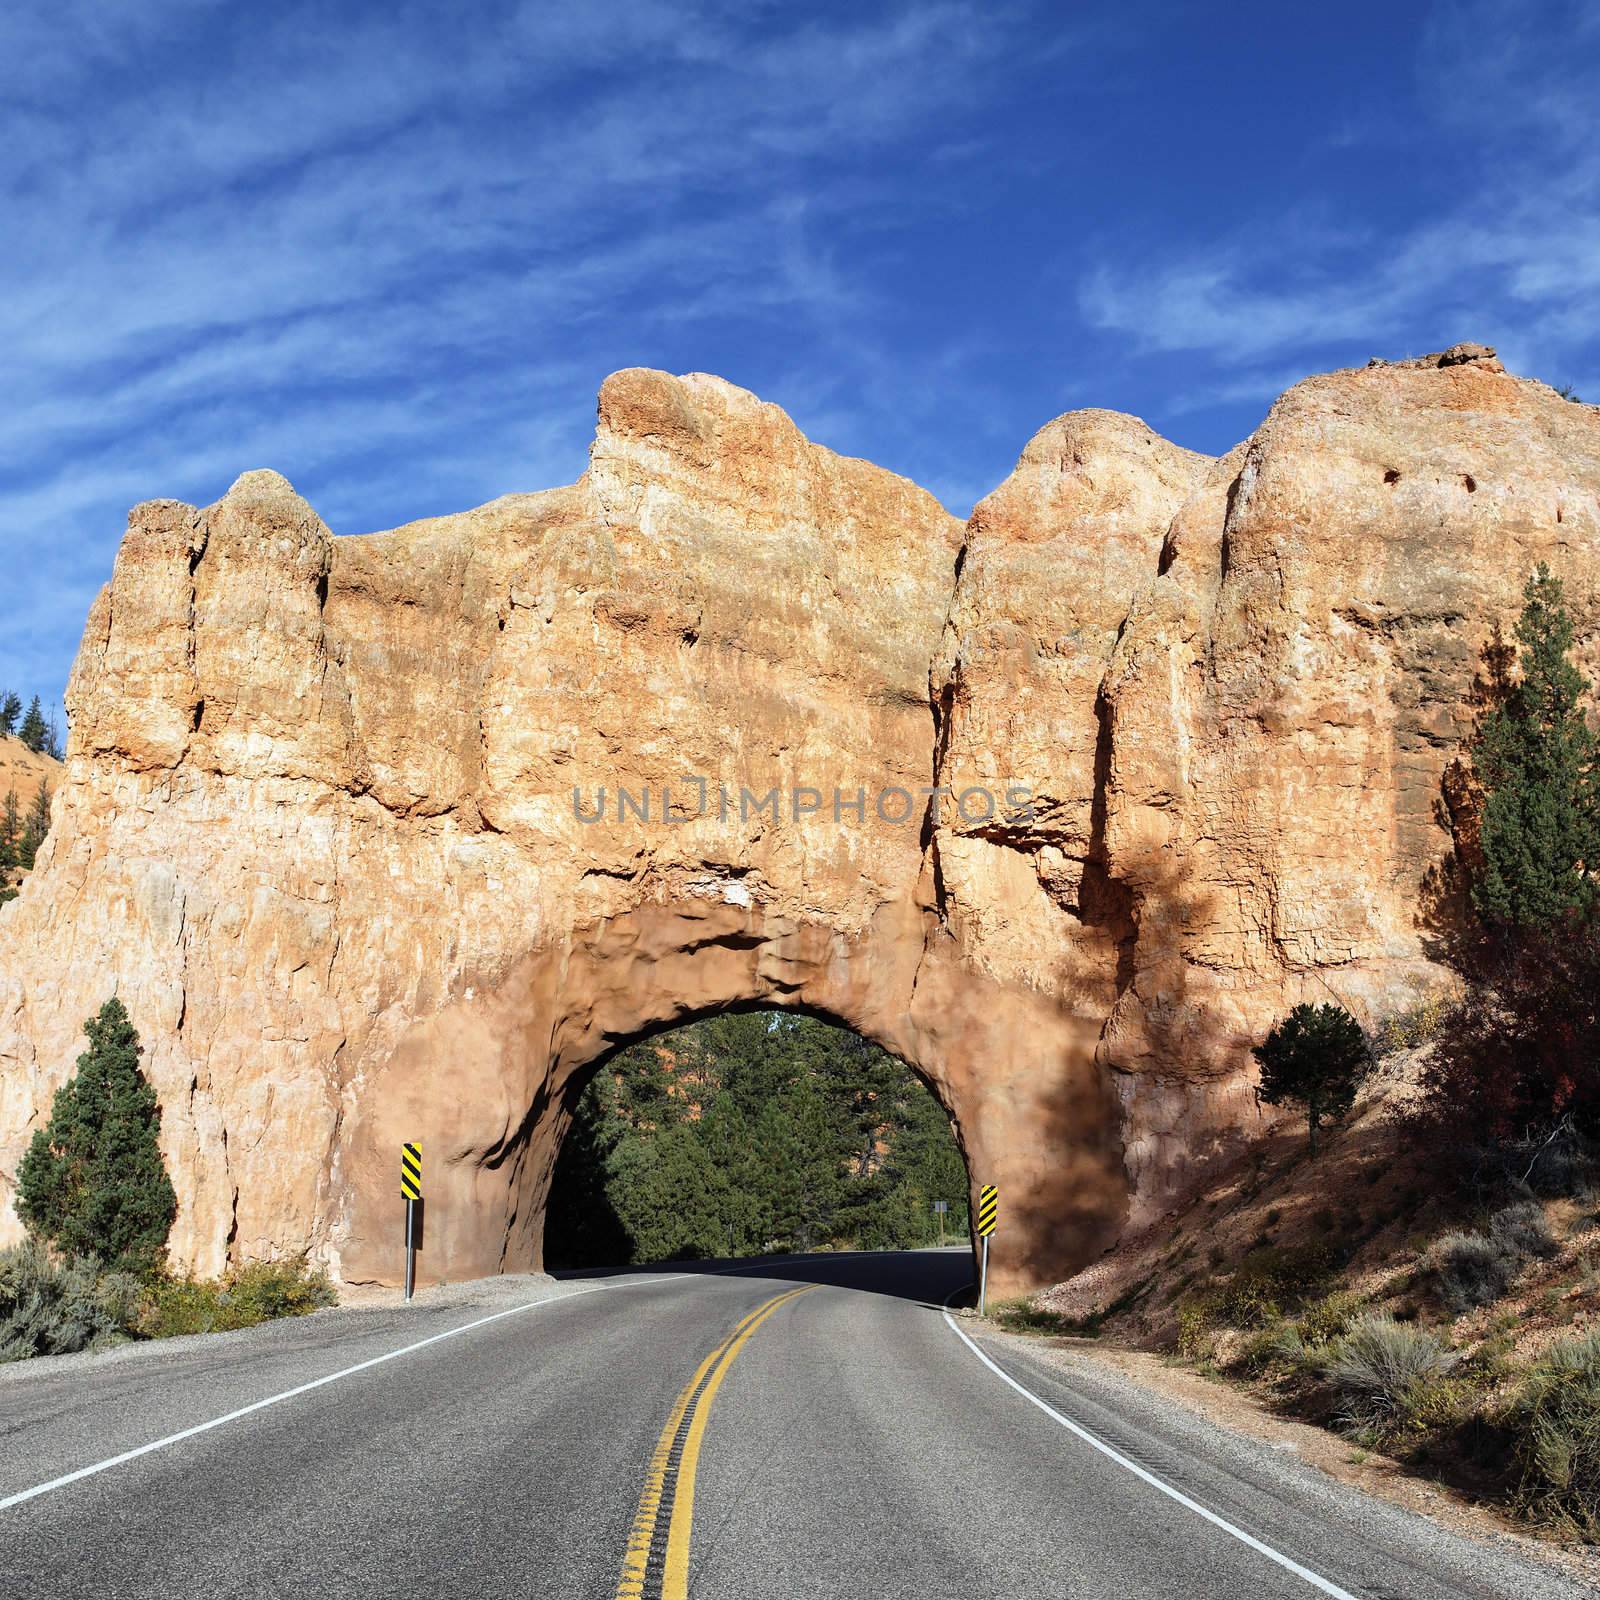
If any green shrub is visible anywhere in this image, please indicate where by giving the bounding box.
[0,1240,142,1362]
[990,1297,1083,1336]
[1233,1320,1306,1375]
[1210,1243,1341,1328]
[1232,1294,1369,1380]
[1178,1243,1344,1372]
[1376,990,1456,1054]
[1294,1290,1365,1346]
[1327,1313,1458,1436]
[226,1257,337,1320]
[16,998,176,1273]
[1507,1328,1600,1533]
[1176,1300,1214,1361]
[138,1255,335,1339]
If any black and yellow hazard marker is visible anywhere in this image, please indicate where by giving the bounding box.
[615,1286,816,1600]
[976,1183,999,1316]
[401,1142,422,1301]
[400,1141,423,1200]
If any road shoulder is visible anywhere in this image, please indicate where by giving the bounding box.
[980,1322,1600,1595]
[0,1271,581,1388]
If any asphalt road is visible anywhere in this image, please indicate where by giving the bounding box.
[0,1248,1590,1599]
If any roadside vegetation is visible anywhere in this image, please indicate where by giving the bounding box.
[1010,566,1600,1541]
[2,998,334,1364]
[547,1013,969,1267]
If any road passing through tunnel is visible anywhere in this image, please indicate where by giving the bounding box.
[0,1249,1582,1599]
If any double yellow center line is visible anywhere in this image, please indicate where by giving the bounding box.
[614,1286,816,1600]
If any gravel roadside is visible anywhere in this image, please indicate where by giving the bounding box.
[985,1323,1600,1596]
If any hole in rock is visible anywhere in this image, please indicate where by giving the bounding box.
[1383,468,1400,485]
[1463,473,1477,493]
[545,1011,971,1275]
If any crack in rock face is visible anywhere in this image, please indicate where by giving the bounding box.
[2,354,1598,1294]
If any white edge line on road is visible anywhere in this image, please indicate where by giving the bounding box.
[1,1256,930,1512]
[0,1285,608,1512]
[940,1298,1357,1600]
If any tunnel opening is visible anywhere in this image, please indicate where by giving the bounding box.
[544,1009,971,1270]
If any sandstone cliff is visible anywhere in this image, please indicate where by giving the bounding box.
[2,350,1596,1292]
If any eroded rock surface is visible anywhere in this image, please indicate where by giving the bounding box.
[2,352,1597,1292]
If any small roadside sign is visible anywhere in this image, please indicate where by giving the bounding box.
[401,1142,422,1300]
[976,1184,999,1315]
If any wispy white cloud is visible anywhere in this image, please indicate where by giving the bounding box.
[14,0,1595,725]
[1,0,1038,713]
[1080,0,1600,406]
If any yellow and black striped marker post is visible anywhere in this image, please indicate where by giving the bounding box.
[400,1141,422,1300]
[976,1183,999,1316]
[615,1286,815,1600]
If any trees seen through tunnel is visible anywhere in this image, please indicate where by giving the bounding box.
[545,1013,969,1267]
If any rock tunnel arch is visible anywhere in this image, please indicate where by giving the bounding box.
[337,894,1129,1299]
[0,366,1158,1303]
[6,354,1544,1300]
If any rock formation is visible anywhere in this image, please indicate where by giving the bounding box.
[1,350,1597,1293]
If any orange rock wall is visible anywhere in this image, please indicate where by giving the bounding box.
[2,352,1596,1292]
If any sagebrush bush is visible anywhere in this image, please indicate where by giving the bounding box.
[0,1240,141,1362]
[1427,1200,1559,1313]
[1507,1328,1600,1534]
[1429,1231,1519,1313]
[1327,1314,1458,1435]
[1490,1200,1559,1260]
[138,1255,335,1339]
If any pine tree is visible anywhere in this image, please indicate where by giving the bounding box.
[18,697,48,755]
[1471,564,1600,934]
[544,1013,971,1267]
[0,692,19,737]
[1253,1003,1370,1156]
[18,783,49,870]
[0,787,18,872]
[16,998,178,1272]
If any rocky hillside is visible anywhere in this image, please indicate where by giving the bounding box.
[0,735,61,890]
[0,735,60,815]
[1021,1043,1600,1536]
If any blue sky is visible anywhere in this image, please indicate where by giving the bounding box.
[5,0,1598,724]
